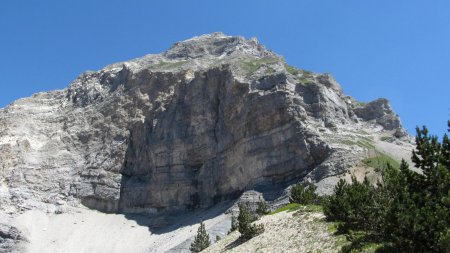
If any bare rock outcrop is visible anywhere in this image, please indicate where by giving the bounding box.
[0,224,27,253]
[0,33,408,222]
[353,98,402,130]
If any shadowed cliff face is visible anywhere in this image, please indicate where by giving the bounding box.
[118,67,330,213]
[0,33,407,218]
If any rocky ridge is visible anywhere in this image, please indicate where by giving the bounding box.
[0,33,413,251]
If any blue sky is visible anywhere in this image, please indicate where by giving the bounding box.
[1,1,449,135]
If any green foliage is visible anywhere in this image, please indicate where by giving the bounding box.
[362,152,400,172]
[256,198,270,216]
[151,60,187,69]
[285,64,301,75]
[190,221,211,253]
[268,203,301,215]
[323,177,379,232]
[215,235,221,242]
[380,123,450,252]
[356,139,375,149]
[290,183,320,205]
[335,138,376,151]
[338,139,358,146]
[298,70,314,85]
[324,121,450,253]
[302,70,313,77]
[300,204,324,213]
[237,203,265,240]
[265,67,275,75]
[380,136,396,142]
[241,57,279,74]
[228,215,238,234]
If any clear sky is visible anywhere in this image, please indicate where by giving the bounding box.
[1,1,449,136]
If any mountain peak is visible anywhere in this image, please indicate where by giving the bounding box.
[0,33,413,253]
[162,32,274,59]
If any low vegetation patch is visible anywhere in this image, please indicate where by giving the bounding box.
[285,64,301,75]
[362,152,400,171]
[268,203,302,215]
[298,70,314,85]
[241,57,279,74]
[380,136,396,142]
[300,204,324,213]
[333,137,375,150]
[334,137,400,172]
[357,139,375,150]
[339,139,358,146]
[151,60,188,69]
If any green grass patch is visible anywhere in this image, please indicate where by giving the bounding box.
[298,76,310,85]
[268,203,301,215]
[281,65,315,85]
[334,238,350,250]
[339,231,384,253]
[327,222,340,234]
[265,67,275,75]
[338,139,358,146]
[268,203,324,215]
[355,101,367,107]
[356,140,375,150]
[335,138,374,150]
[380,136,395,142]
[363,153,400,171]
[359,242,384,252]
[301,204,324,212]
[297,70,315,85]
[151,60,187,69]
[357,130,369,135]
[285,64,301,75]
[302,70,313,77]
[241,57,279,74]
[360,136,373,142]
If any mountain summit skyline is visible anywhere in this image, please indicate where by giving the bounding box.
[1,1,449,136]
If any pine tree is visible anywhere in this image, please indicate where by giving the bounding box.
[290,183,319,205]
[323,179,350,222]
[256,198,269,216]
[228,215,238,234]
[323,176,377,232]
[237,202,264,240]
[382,122,450,252]
[323,120,450,252]
[189,221,211,253]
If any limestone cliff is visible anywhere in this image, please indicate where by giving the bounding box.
[0,33,409,221]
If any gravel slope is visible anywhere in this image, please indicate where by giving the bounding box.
[11,205,231,253]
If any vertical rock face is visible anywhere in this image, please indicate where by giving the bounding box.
[118,67,330,213]
[0,33,407,217]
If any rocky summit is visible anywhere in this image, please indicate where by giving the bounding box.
[0,33,413,252]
